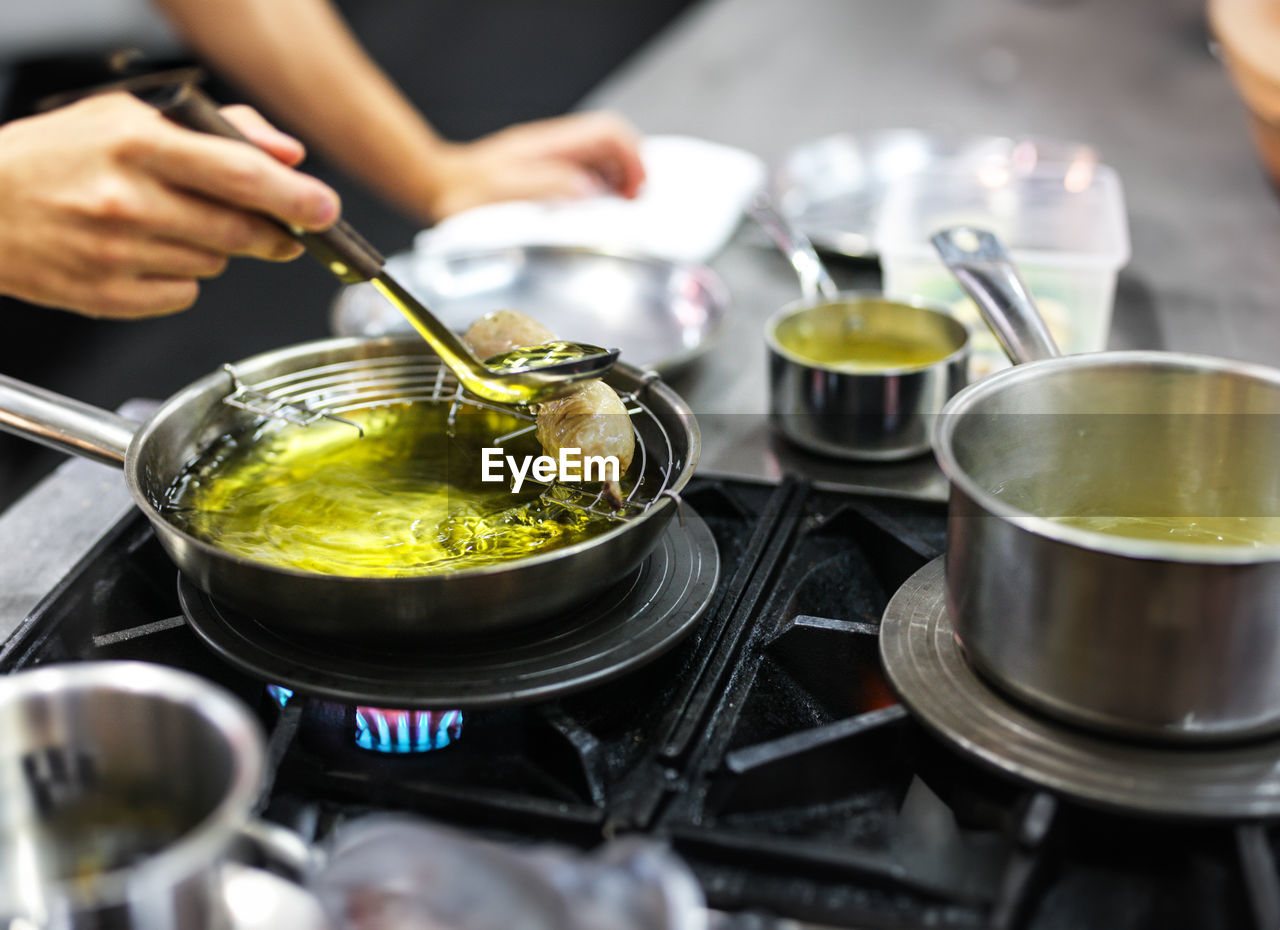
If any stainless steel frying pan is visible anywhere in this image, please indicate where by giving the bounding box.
[0,336,699,641]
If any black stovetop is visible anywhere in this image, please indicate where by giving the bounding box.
[3,476,1277,930]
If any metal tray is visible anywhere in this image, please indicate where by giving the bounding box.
[330,245,730,374]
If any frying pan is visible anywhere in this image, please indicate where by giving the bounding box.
[0,336,699,641]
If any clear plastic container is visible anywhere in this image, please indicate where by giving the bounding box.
[874,161,1130,376]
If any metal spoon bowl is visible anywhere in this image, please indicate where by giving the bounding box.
[369,275,619,405]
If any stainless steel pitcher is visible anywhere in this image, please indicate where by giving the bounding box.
[0,661,305,929]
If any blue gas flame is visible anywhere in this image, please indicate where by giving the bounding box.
[354,708,464,753]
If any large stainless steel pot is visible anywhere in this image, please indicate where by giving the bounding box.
[0,336,698,641]
[930,228,1280,742]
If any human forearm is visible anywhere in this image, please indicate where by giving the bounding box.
[155,0,451,224]
[156,0,647,226]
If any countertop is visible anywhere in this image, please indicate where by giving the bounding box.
[4,0,1279,638]
[582,0,1280,489]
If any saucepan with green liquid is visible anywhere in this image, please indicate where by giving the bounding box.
[766,294,971,461]
[925,225,1280,743]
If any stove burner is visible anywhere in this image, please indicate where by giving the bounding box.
[354,707,463,753]
[179,508,718,708]
[268,685,464,753]
[880,557,1280,819]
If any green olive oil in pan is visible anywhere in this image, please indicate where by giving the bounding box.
[162,403,620,576]
[1048,514,1280,547]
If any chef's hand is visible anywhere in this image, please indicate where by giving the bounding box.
[0,92,341,319]
[422,111,646,221]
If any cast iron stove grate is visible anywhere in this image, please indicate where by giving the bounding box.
[4,477,1280,930]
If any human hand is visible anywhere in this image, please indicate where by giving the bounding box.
[0,92,341,319]
[424,111,646,222]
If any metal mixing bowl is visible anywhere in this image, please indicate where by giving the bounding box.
[330,245,730,374]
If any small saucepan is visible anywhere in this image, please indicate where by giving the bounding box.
[931,226,1280,743]
[752,196,970,461]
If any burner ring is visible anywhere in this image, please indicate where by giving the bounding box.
[881,557,1280,820]
[179,507,718,708]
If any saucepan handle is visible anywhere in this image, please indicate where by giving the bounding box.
[0,374,137,466]
[930,226,1062,366]
[748,191,841,303]
[140,83,386,285]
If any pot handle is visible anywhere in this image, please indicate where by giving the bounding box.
[930,226,1062,365]
[748,191,841,303]
[0,375,138,466]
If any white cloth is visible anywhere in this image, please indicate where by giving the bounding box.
[413,135,767,265]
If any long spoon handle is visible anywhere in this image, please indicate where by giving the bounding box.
[143,83,386,284]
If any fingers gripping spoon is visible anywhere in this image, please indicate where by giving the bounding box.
[145,83,619,406]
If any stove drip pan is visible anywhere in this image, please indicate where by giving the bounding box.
[179,507,719,708]
[880,557,1280,820]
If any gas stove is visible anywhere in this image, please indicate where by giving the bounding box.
[4,469,1280,930]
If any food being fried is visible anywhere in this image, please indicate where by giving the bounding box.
[463,309,557,361]
[536,379,635,508]
[464,310,635,508]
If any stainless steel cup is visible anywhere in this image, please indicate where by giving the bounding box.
[765,294,970,461]
[0,662,284,929]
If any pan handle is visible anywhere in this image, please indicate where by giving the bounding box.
[748,191,841,303]
[930,226,1062,365]
[0,375,138,466]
